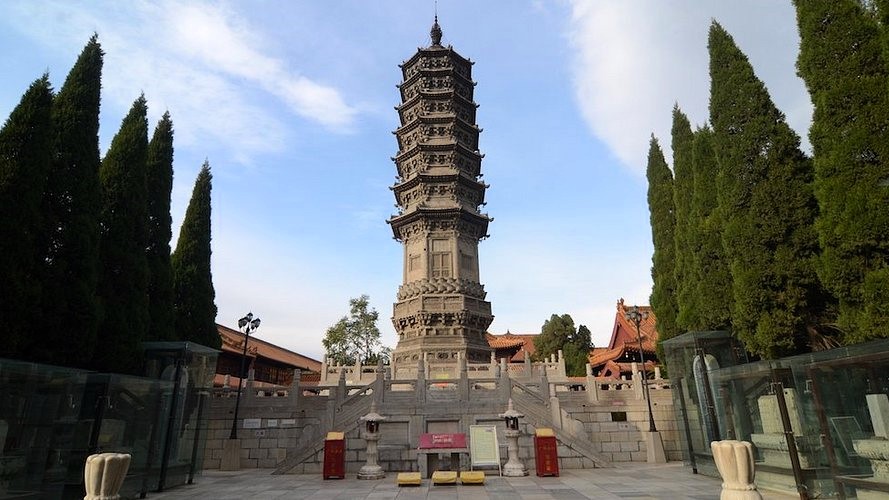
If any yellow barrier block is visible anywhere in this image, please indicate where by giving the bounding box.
[535,428,554,437]
[396,472,421,486]
[460,471,485,484]
[432,470,458,485]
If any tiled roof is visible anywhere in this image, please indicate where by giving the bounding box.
[588,299,659,369]
[217,324,322,373]
[486,332,538,361]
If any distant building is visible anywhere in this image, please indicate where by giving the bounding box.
[215,324,322,391]
[588,298,659,379]
[485,331,538,362]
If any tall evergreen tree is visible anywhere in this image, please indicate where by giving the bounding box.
[687,126,733,331]
[671,106,697,331]
[36,35,103,367]
[794,0,889,342]
[94,96,150,373]
[172,162,219,349]
[709,22,829,358]
[646,136,680,356]
[0,76,54,359]
[146,113,175,341]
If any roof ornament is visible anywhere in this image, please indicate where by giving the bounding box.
[431,14,443,46]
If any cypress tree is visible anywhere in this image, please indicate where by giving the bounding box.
[0,76,54,359]
[146,113,175,341]
[688,126,732,331]
[172,162,220,349]
[671,106,697,331]
[794,0,889,342]
[709,22,828,358]
[94,96,150,373]
[646,136,680,355]
[36,35,103,367]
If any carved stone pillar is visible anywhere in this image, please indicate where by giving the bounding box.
[84,453,131,500]
[711,440,763,500]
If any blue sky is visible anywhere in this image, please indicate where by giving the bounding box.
[0,1,811,360]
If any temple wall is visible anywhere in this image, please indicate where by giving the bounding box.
[202,365,680,471]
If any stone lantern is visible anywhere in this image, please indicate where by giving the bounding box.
[499,399,528,477]
[358,401,387,479]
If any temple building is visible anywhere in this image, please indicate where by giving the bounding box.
[588,298,659,379]
[215,324,322,392]
[388,18,494,369]
[485,331,538,362]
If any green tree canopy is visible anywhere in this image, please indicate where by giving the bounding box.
[687,126,732,331]
[646,136,680,357]
[146,112,175,341]
[533,314,593,377]
[172,162,219,349]
[671,106,697,332]
[0,76,54,359]
[94,95,150,373]
[37,35,103,368]
[709,21,830,358]
[794,0,889,342]
[322,295,386,365]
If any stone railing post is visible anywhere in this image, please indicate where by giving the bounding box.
[499,358,512,404]
[631,362,644,400]
[416,357,427,404]
[245,368,256,401]
[523,351,532,380]
[336,369,347,405]
[711,440,763,499]
[458,353,469,401]
[289,369,301,409]
[374,360,385,405]
[539,370,550,398]
[84,453,131,500]
[585,364,599,403]
[550,395,562,430]
[320,356,329,385]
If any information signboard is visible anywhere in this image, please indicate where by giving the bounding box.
[469,425,501,475]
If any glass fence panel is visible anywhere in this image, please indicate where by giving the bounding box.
[0,358,88,499]
[792,340,889,499]
[662,330,745,477]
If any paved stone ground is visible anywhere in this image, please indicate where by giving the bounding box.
[150,463,796,499]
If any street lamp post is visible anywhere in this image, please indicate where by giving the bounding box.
[229,312,260,440]
[626,305,657,432]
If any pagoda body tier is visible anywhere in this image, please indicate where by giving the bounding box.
[388,21,494,367]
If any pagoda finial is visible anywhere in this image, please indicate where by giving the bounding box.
[431,14,443,46]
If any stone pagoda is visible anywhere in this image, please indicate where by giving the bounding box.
[388,18,494,368]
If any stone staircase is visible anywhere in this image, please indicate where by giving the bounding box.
[511,380,612,468]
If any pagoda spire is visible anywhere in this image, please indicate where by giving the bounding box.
[430,15,443,46]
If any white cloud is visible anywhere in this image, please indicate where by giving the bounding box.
[164,2,358,130]
[566,0,812,175]
[2,0,357,164]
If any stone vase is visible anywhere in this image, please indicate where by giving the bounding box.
[711,440,762,500]
[84,453,131,500]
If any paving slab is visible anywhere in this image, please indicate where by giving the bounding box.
[147,463,797,499]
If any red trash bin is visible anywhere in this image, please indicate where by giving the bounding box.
[534,428,559,477]
[323,431,345,479]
